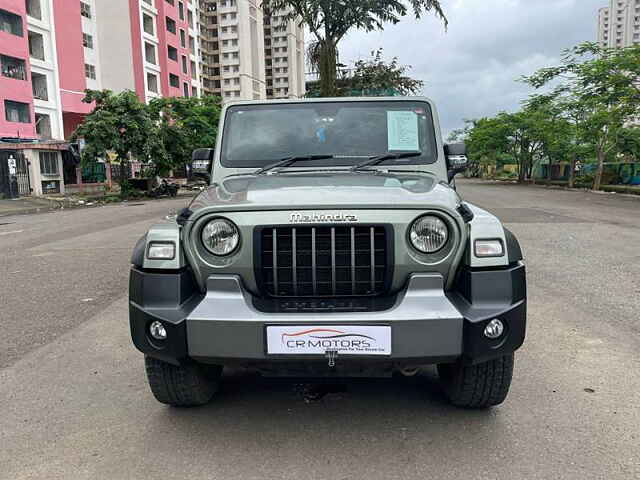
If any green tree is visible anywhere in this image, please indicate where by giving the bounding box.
[72,90,166,182]
[523,94,574,184]
[349,48,424,95]
[148,96,222,175]
[524,42,640,190]
[262,0,446,97]
[306,48,424,97]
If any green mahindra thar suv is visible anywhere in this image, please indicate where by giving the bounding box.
[129,97,526,408]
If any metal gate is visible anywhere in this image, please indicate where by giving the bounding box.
[0,150,31,197]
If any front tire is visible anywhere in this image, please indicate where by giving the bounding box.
[144,356,222,407]
[437,354,514,408]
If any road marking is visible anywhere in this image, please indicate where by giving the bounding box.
[0,230,23,236]
[31,252,56,258]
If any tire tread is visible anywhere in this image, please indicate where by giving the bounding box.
[144,356,220,407]
[438,354,514,408]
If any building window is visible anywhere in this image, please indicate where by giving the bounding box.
[188,10,194,29]
[82,33,94,49]
[143,13,155,36]
[28,31,45,61]
[146,72,158,93]
[189,35,195,54]
[165,0,174,5]
[190,60,196,79]
[85,63,96,79]
[39,151,59,175]
[183,82,189,97]
[145,42,156,64]
[181,55,187,73]
[4,100,30,123]
[26,0,42,20]
[192,86,197,97]
[169,73,179,87]
[180,29,186,47]
[166,16,176,34]
[35,113,52,139]
[31,72,48,100]
[1,55,27,80]
[178,1,184,20]
[0,9,23,37]
[168,45,178,61]
[80,2,91,19]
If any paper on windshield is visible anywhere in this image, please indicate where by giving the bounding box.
[387,111,419,151]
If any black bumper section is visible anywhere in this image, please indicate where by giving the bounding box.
[129,263,526,366]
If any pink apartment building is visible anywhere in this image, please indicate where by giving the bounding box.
[0,0,198,142]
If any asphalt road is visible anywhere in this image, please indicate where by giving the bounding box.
[1,181,639,479]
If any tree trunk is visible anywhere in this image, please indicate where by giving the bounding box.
[318,40,337,97]
[517,157,525,183]
[568,154,577,188]
[547,158,553,185]
[593,148,605,191]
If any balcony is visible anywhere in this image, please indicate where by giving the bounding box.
[1,55,27,81]
[31,71,48,100]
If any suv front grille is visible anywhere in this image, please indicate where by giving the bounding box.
[257,225,391,297]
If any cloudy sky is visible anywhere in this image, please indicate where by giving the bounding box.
[339,0,605,137]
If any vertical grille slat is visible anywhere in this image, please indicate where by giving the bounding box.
[370,226,376,293]
[311,227,317,296]
[350,227,356,295]
[272,228,278,295]
[331,227,336,295]
[291,227,298,296]
[259,225,389,298]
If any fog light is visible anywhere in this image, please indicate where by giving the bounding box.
[149,321,167,340]
[484,319,504,339]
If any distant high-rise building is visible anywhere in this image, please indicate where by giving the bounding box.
[597,0,640,48]
[1,0,199,141]
[198,0,305,102]
[0,0,305,142]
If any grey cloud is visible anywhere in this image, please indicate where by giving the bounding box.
[338,0,604,136]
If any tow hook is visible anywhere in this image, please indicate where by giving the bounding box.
[326,350,338,367]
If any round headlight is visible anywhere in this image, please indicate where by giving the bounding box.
[409,215,449,253]
[201,218,240,256]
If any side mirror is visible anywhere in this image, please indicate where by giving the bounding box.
[191,148,214,182]
[444,143,469,182]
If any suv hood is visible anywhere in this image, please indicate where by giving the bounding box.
[188,171,460,213]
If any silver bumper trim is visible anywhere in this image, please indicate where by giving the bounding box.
[186,273,463,360]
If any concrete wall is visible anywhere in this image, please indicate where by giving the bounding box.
[23,148,64,196]
[95,0,136,95]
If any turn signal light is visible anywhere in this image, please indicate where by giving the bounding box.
[147,242,176,260]
[474,239,504,258]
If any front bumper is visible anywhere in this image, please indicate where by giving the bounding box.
[130,263,526,367]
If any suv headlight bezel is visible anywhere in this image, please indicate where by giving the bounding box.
[200,217,241,256]
[408,214,449,254]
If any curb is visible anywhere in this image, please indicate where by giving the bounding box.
[470,178,640,200]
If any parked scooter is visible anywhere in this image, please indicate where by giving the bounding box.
[148,177,179,198]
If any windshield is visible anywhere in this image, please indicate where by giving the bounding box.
[220,101,438,169]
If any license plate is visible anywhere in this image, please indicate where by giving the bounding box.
[266,326,391,356]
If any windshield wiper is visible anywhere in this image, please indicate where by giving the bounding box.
[350,151,422,172]
[255,154,335,175]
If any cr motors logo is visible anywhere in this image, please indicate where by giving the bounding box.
[282,328,374,349]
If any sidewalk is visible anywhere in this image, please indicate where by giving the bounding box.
[0,197,61,217]
[0,190,196,217]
